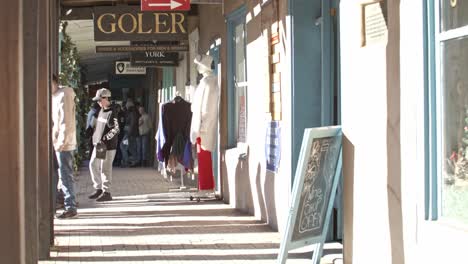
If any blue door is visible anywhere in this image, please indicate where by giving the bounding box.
[289,0,341,241]
[209,41,221,194]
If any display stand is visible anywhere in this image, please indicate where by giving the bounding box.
[189,189,216,203]
[167,163,188,191]
[277,126,342,264]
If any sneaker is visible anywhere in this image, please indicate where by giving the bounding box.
[96,192,112,202]
[88,189,103,199]
[56,210,77,219]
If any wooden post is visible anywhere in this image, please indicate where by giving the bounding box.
[0,1,25,263]
[37,0,53,260]
[23,0,40,262]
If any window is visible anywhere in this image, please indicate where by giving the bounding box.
[427,0,468,224]
[227,7,247,147]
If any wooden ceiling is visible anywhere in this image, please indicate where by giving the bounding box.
[61,0,221,7]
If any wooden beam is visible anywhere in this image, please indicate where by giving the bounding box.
[61,7,93,20]
[37,0,52,259]
[23,0,40,262]
[60,0,221,7]
[192,0,222,3]
[61,0,139,7]
[0,1,24,263]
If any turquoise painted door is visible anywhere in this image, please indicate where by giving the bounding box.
[290,0,341,241]
[209,43,221,193]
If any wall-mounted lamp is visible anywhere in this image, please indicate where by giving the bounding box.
[315,16,323,26]
[65,9,73,16]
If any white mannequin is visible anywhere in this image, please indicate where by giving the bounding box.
[190,54,219,191]
[190,54,219,152]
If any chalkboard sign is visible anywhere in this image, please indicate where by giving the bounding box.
[278,126,342,264]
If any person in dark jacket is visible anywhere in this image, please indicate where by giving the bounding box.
[124,100,140,166]
[88,88,120,202]
[86,102,101,159]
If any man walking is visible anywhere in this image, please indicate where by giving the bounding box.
[51,74,78,219]
[88,88,120,202]
[124,100,140,166]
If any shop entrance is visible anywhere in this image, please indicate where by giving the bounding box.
[289,0,342,241]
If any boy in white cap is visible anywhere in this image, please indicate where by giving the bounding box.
[88,88,120,202]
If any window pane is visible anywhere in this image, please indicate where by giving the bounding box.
[441,36,468,224]
[441,0,468,31]
[237,85,247,143]
[235,23,246,82]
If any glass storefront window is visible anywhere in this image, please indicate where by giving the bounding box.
[228,8,247,146]
[235,22,247,143]
[235,23,246,83]
[441,0,468,31]
[440,35,468,224]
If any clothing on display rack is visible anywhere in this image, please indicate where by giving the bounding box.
[160,96,193,171]
[155,103,166,163]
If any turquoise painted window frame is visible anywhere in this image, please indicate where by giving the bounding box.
[209,40,221,192]
[424,0,438,221]
[424,0,468,221]
[226,5,247,148]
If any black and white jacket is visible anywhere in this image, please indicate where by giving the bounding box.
[92,106,120,150]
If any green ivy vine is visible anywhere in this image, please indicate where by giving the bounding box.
[59,21,88,171]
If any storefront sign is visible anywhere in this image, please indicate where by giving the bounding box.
[278,126,342,263]
[94,6,187,41]
[141,0,191,11]
[96,44,188,52]
[115,61,146,75]
[362,1,388,46]
[265,121,281,172]
[131,51,179,67]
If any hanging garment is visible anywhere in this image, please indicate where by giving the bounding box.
[155,104,166,162]
[196,137,214,190]
[161,98,193,168]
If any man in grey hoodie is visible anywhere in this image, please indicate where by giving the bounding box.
[51,74,78,219]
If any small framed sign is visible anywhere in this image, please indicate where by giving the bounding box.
[115,61,146,75]
[277,126,342,264]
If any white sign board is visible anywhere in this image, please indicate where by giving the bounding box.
[115,61,146,75]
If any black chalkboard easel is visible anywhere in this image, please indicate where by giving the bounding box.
[277,126,343,264]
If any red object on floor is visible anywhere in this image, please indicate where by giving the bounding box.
[196,137,215,190]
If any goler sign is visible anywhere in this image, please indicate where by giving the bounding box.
[94,6,187,41]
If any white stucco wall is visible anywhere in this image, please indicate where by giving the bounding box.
[341,1,468,263]
[198,1,292,232]
[340,1,400,263]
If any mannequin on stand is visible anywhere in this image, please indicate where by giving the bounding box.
[190,54,219,191]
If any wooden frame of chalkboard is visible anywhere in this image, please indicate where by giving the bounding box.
[277,126,343,264]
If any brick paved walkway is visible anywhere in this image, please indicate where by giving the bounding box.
[40,167,343,264]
